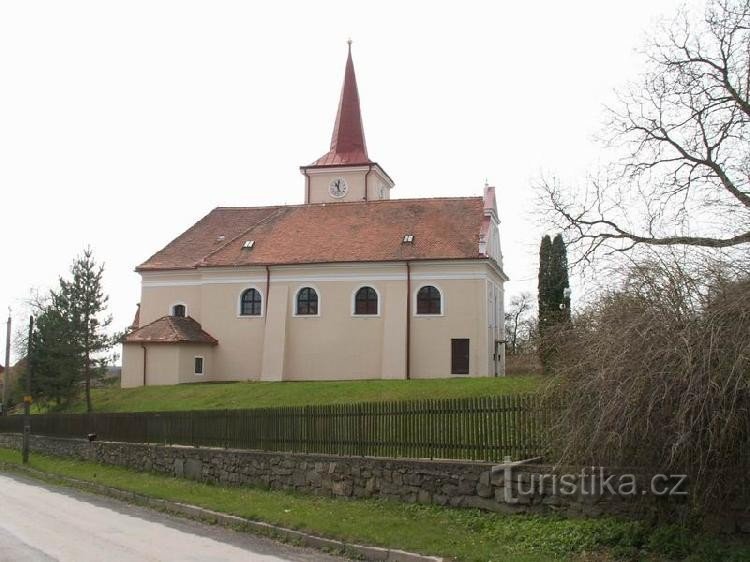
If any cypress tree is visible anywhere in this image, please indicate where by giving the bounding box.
[538,234,571,374]
[549,234,571,324]
[538,235,553,373]
[538,235,553,331]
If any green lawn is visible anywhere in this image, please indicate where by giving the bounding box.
[53,376,544,413]
[2,448,746,561]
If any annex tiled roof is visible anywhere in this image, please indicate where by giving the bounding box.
[305,42,372,168]
[123,316,218,345]
[137,197,489,271]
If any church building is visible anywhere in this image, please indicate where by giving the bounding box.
[121,44,507,387]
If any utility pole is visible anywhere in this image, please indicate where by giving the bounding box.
[22,315,33,464]
[3,309,10,415]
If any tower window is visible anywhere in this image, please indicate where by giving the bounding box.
[296,287,319,316]
[354,286,378,315]
[172,304,186,317]
[240,288,262,316]
[416,286,442,315]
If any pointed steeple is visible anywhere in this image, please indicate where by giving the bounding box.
[309,41,373,166]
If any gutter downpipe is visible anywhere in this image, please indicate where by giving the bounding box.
[406,261,411,380]
[303,169,311,204]
[265,265,271,324]
[141,344,147,386]
[364,164,373,201]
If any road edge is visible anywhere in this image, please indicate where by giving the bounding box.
[0,461,445,562]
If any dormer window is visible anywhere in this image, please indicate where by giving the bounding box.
[172,304,186,318]
[242,240,255,250]
[402,234,414,244]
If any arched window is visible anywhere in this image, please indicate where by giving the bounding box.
[172,304,186,317]
[354,286,378,315]
[416,286,442,315]
[296,287,319,316]
[240,288,262,316]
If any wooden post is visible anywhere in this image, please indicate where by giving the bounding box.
[3,310,10,415]
[22,315,33,464]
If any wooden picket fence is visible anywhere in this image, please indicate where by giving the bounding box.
[0,394,555,462]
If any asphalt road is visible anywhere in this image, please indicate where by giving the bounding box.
[0,473,347,562]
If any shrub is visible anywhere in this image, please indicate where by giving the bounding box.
[547,258,750,515]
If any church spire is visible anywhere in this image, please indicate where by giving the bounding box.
[309,41,372,166]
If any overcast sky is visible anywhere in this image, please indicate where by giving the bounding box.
[0,0,688,363]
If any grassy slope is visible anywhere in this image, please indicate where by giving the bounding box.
[56,376,544,413]
[7,448,748,562]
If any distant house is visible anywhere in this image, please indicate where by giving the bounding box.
[0,358,26,402]
[121,44,507,387]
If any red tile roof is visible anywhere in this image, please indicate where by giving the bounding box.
[123,316,218,345]
[305,43,372,168]
[137,197,489,271]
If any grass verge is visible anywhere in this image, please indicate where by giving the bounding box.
[0,448,748,561]
[51,376,544,413]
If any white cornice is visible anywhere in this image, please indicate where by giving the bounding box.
[140,260,507,287]
[302,165,372,175]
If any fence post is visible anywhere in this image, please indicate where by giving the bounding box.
[223,409,229,449]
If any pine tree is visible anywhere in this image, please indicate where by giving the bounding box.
[57,248,113,412]
[28,305,79,407]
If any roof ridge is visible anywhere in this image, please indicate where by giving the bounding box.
[131,315,171,333]
[212,196,483,212]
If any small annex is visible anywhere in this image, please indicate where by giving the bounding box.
[121,43,507,386]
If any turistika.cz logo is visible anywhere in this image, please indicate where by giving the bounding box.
[500,464,688,503]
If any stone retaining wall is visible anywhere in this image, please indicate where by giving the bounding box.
[0,433,747,533]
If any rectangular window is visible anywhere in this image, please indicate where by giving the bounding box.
[194,357,204,375]
[451,339,470,375]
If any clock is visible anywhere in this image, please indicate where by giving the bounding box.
[329,177,348,198]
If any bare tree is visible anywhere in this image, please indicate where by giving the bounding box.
[540,0,750,263]
[504,292,534,354]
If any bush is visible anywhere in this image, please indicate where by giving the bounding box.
[547,258,750,515]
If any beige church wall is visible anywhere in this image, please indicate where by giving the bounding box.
[260,284,289,382]
[198,281,266,381]
[146,346,180,386]
[282,279,388,381]
[380,281,407,379]
[139,283,202,327]
[129,261,503,384]
[176,344,214,383]
[409,278,489,378]
[121,345,145,388]
[122,344,180,387]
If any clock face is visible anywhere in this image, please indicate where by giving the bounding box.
[329,177,348,198]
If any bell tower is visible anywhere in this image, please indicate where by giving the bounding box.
[301,41,394,204]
